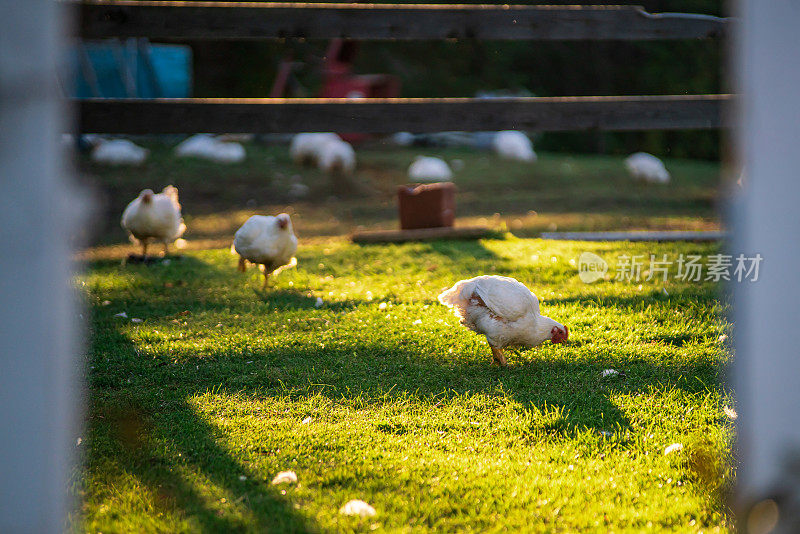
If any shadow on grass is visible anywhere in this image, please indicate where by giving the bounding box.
[95,401,311,532]
[352,236,498,264]
[253,288,362,313]
[92,323,717,436]
[87,330,317,532]
[424,239,498,263]
[88,255,371,317]
[255,288,319,308]
[88,255,233,282]
[545,286,725,310]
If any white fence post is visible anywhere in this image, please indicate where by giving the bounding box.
[733,0,800,531]
[0,1,80,532]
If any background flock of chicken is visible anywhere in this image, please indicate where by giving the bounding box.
[81,129,671,184]
[116,130,672,365]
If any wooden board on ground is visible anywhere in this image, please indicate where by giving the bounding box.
[352,226,493,244]
[541,230,727,242]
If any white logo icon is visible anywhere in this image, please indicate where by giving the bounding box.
[578,252,608,283]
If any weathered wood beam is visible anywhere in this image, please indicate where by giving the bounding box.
[76,1,730,41]
[77,95,733,133]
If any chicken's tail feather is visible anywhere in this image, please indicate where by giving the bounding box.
[438,280,476,322]
[233,219,262,245]
[162,185,180,206]
[437,287,458,307]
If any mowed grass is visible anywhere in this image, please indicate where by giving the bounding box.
[77,141,722,254]
[75,237,733,533]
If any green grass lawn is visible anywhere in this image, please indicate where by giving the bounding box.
[74,143,731,532]
[75,238,732,533]
[77,142,721,253]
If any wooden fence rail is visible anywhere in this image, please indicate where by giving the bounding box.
[78,94,732,133]
[74,2,732,134]
[77,1,730,41]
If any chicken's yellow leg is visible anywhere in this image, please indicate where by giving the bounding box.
[238,256,247,273]
[491,346,507,367]
[262,269,270,290]
[141,240,148,258]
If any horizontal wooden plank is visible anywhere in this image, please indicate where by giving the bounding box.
[77,1,730,41]
[540,230,727,241]
[76,95,733,134]
[352,226,493,243]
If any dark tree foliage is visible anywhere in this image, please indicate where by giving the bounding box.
[188,0,726,159]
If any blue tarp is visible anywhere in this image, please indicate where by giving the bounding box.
[70,40,192,98]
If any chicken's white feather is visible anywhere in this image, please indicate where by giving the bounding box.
[472,276,541,320]
[290,133,341,165]
[438,275,566,358]
[121,186,186,245]
[391,132,415,146]
[317,138,356,175]
[492,131,537,162]
[233,214,298,275]
[408,156,453,182]
[175,134,245,163]
[625,152,670,183]
[92,139,148,165]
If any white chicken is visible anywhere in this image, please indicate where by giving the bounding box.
[91,139,149,166]
[174,134,246,163]
[438,275,568,366]
[233,214,298,289]
[492,130,537,162]
[318,138,356,175]
[408,156,453,182]
[625,152,670,183]
[121,186,186,258]
[290,133,341,166]
[391,131,415,146]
